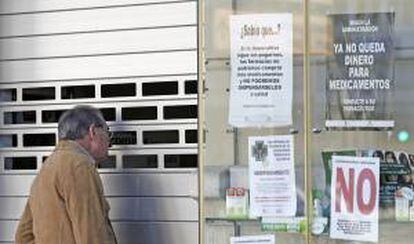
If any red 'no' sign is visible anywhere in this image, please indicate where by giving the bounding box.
[335,167,377,215]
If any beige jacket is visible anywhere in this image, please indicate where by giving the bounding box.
[15,140,117,244]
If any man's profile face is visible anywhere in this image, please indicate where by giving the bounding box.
[89,124,111,162]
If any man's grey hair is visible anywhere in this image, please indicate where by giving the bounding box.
[58,105,106,140]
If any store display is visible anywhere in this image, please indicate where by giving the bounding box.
[203,1,414,243]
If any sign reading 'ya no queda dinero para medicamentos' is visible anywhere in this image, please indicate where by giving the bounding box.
[229,14,293,127]
[326,12,395,129]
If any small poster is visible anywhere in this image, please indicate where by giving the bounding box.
[230,235,275,244]
[226,187,249,219]
[370,150,411,207]
[261,217,306,233]
[249,135,296,217]
[229,14,293,127]
[326,12,395,128]
[330,156,380,242]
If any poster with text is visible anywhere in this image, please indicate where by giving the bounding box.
[249,135,296,217]
[330,156,380,242]
[326,12,395,128]
[229,14,293,127]
[230,235,275,244]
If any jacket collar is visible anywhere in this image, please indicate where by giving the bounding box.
[55,140,96,165]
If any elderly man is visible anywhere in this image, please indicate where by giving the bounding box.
[15,105,117,244]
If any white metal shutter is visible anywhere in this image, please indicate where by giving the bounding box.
[0,1,198,243]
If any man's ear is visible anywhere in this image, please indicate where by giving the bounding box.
[88,124,97,141]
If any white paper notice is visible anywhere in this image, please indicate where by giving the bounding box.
[229,14,293,127]
[330,156,380,243]
[249,135,296,217]
[230,235,275,244]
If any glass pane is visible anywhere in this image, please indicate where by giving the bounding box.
[101,83,136,97]
[185,79,198,94]
[42,109,67,123]
[142,81,178,96]
[98,155,116,169]
[142,130,179,144]
[163,105,197,119]
[185,130,197,143]
[5,157,37,170]
[4,111,36,124]
[203,0,305,243]
[122,155,158,168]
[23,133,56,147]
[111,131,137,145]
[310,1,414,243]
[0,134,17,147]
[0,89,16,102]
[61,85,95,99]
[22,87,55,101]
[165,154,198,168]
[100,108,116,121]
[122,106,157,120]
